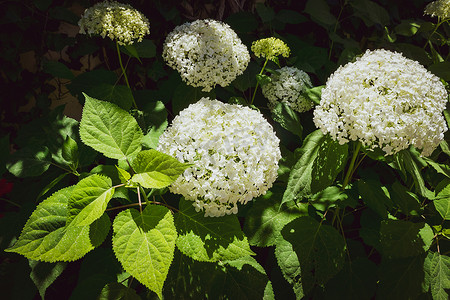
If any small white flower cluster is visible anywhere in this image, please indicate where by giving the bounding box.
[157,98,281,217]
[262,66,314,113]
[313,49,448,156]
[78,1,150,45]
[162,19,250,92]
[424,0,450,19]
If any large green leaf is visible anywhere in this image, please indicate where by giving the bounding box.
[274,238,304,299]
[29,260,67,299]
[98,282,141,300]
[424,252,450,300]
[6,145,52,178]
[174,198,254,262]
[271,102,303,138]
[87,84,134,111]
[377,255,427,299]
[67,174,115,227]
[79,94,143,160]
[244,188,305,247]
[164,250,273,300]
[389,181,422,216]
[280,216,346,294]
[304,0,336,26]
[434,182,450,220]
[112,205,177,299]
[282,130,348,205]
[130,149,190,189]
[380,220,434,259]
[350,0,390,26]
[357,179,389,218]
[322,258,377,300]
[5,187,110,262]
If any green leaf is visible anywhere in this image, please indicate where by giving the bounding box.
[350,0,390,26]
[282,130,348,205]
[174,198,254,262]
[62,135,79,168]
[79,94,143,160]
[255,3,275,23]
[380,220,434,259]
[164,250,272,299]
[378,255,428,300]
[67,174,115,227]
[281,216,346,294]
[225,11,259,33]
[116,166,131,183]
[322,258,377,300]
[303,86,324,105]
[390,181,422,216]
[435,183,450,220]
[29,260,67,299]
[304,0,336,26]
[392,148,431,198]
[42,60,74,79]
[275,9,307,24]
[87,84,134,111]
[274,238,304,299]
[271,102,303,138]
[98,282,141,300]
[6,145,52,177]
[244,188,305,247]
[5,187,110,262]
[357,179,389,218]
[122,39,156,59]
[36,172,69,201]
[425,157,450,178]
[424,252,450,300]
[140,101,168,149]
[309,186,349,211]
[256,74,272,86]
[112,205,177,299]
[131,149,190,189]
[429,61,450,81]
[394,20,420,36]
[67,69,117,98]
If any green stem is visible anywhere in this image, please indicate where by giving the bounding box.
[423,18,447,50]
[139,186,149,206]
[116,41,138,109]
[342,142,361,189]
[328,0,346,60]
[0,197,21,208]
[137,186,142,213]
[250,58,269,105]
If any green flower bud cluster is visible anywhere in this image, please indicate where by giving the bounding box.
[251,37,290,61]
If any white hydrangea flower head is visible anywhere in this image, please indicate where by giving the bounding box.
[313,49,448,156]
[162,19,250,92]
[78,1,150,45]
[157,98,281,217]
[262,66,314,113]
[424,0,450,19]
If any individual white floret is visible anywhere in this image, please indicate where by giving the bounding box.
[162,19,250,92]
[262,66,314,113]
[78,1,150,45]
[157,98,281,217]
[313,49,448,156]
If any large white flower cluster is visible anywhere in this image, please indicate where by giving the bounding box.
[262,66,314,113]
[313,49,448,156]
[157,98,281,217]
[78,1,150,45]
[162,19,250,92]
